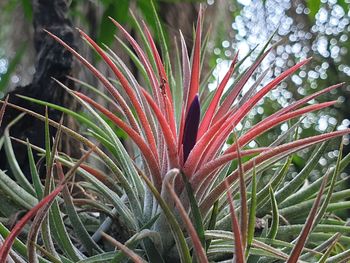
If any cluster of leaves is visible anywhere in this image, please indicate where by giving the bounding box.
[1,3,350,262]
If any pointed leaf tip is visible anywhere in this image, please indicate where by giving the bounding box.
[183,95,200,163]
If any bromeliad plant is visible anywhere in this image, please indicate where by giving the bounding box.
[1,4,350,263]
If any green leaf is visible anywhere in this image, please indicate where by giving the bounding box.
[0,170,37,209]
[181,172,206,249]
[17,94,113,143]
[49,199,83,261]
[206,200,219,251]
[127,9,158,76]
[140,169,192,263]
[274,141,329,205]
[40,108,60,257]
[27,139,43,199]
[0,222,51,263]
[317,234,340,263]
[256,155,292,215]
[325,246,350,263]
[267,186,279,240]
[98,0,130,46]
[148,0,171,76]
[3,114,35,195]
[20,0,33,21]
[337,0,349,13]
[280,150,350,210]
[61,187,103,255]
[313,141,343,227]
[246,166,257,258]
[307,0,321,22]
[77,252,115,263]
[136,0,159,43]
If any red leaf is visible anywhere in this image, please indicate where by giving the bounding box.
[194,58,312,169]
[109,17,161,106]
[225,181,245,263]
[142,21,171,99]
[198,53,239,139]
[75,91,162,187]
[212,45,275,124]
[166,182,209,263]
[199,128,350,212]
[78,29,158,157]
[191,147,269,188]
[226,101,337,154]
[0,185,64,262]
[186,8,202,116]
[178,31,191,154]
[142,21,176,138]
[44,30,140,134]
[286,175,327,263]
[183,111,231,176]
[141,89,179,168]
[261,82,344,125]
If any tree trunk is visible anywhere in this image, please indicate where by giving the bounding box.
[0,0,78,179]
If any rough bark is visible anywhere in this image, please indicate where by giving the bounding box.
[0,0,78,179]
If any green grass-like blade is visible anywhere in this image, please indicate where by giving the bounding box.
[139,169,192,263]
[181,172,206,248]
[0,169,37,209]
[280,150,350,210]
[56,163,103,255]
[4,101,142,222]
[317,234,340,263]
[26,139,43,199]
[274,141,329,205]
[313,141,343,227]
[3,116,35,195]
[206,200,219,251]
[149,0,172,77]
[129,9,158,75]
[0,222,51,263]
[246,166,257,258]
[325,247,350,263]
[49,199,83,261]
[41,108,60,257]
[17,95,109,140]
[267,186,279,240]
[256,155,292,213]
[286,175,327,263]
[77,252,115,263]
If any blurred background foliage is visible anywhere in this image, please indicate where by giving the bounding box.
[0,0,349,177]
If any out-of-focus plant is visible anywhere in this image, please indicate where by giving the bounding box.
[1,3,350,262]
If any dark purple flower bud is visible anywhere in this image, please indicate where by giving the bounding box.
[183,94,200,163]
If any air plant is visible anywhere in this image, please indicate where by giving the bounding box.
[1,3,350,263]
